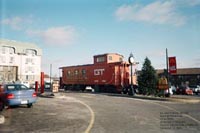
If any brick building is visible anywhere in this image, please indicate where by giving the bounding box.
[157,68,200,86]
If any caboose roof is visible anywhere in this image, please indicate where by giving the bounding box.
[93,53,124,58]
[59,61,129,69]
[59,64,93,69]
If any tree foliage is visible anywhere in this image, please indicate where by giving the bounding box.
[138,57,158,95]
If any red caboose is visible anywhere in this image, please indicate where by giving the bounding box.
[60,53,130,93]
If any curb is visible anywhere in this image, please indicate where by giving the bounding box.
[166,97,200,104]
[38,93,55,98]
[133,95,200,104]
[99,93,200,104]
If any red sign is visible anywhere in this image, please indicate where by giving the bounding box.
[169,57,177,74]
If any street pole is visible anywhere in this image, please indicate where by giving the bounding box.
[128,53,134,96]
[50,64,52,92]
[130,63,134,95]
[166,48,170,96]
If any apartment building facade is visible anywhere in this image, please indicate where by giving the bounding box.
[0,39,42,84]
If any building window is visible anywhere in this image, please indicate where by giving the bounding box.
[26,49,36,56]
[25,58,34,64]
[26,75,34,81]
[1,56,6,63]
[9,47,15,54]
[9,57,14,63]
[0,74,3,81]
[0,47,2,54]
[25,66,34,73]
[28,75,34,81]
[8,66,11,72]
[26,75,29,80]
[25,58,28,64]
[97,56,105,62]
[8,74,13,81]
[2,47,6,54]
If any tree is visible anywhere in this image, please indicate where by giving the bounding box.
[138,57,158,95]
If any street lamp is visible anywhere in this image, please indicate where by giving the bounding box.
[128,53,134,96]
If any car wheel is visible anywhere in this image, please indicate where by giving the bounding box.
[27,103,33,108]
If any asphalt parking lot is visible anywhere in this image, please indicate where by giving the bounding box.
[0,92,200,133]
[0,94,91,133]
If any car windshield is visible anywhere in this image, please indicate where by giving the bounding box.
[6,84,30,91]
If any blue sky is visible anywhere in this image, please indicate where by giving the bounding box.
[1,0,200,76]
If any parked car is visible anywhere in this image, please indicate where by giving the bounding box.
[164,86,175,95]
[0,83,37,111]
[193,85,200,95]
[176,86,193,95]
[15,81,30,88]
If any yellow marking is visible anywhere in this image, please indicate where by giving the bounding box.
[77,100,95,133]
[56,94,95,133]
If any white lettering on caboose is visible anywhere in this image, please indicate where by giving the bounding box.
[94,69,105,76]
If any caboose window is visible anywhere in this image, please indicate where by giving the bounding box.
[108,56,112,61]
[82,69,86,76]
[67,71,71,77]
[75,70,78,76]
[97,56,105,62]
[119,57,123,62]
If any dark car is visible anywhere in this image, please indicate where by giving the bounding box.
[176,86,193,95]
[0,83,37,111]
[0,84,6,111]
[190,85,200,95]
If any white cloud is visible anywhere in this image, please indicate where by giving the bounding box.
[1,16,33,30]
[2,17,23,30]
[115,1,186,26]
[27,26,77,46]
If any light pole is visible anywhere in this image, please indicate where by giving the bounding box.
[128,53,134,96]
[166,48,170,97]
[50,64,52,92]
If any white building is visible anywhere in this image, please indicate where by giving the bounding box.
[0,39,42,84]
